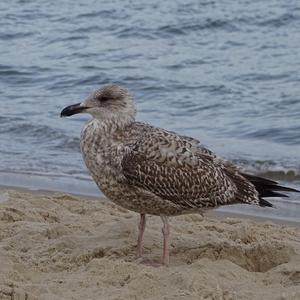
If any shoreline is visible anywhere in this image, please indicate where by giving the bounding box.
[0,183,299,227]
[0,169,299,224]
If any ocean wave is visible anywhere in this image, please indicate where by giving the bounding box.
[258,13,297,27]
[115,19,238,40]
[110,12,300,41]
[233,159,300,181]
[0,64,52,87]
[237,126,300,146]
[46,74,111,91]
[229,72,291,82]
[256,170,300,182]
[0,65,33,76]
[76,9,129,20]
[0,31,35,40]
[159,19,237,35]
[0,119,80,151]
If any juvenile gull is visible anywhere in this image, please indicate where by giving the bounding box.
[61,84,299,266]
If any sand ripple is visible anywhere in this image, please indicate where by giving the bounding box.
[0,188,299,300]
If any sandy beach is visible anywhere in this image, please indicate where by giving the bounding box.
[0,187,299,300]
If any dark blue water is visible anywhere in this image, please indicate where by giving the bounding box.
[0,0,300,221]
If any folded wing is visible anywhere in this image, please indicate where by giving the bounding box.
[122,129,259,210]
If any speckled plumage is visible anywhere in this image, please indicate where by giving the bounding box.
[80,119,260,216]
[61,84,298,265]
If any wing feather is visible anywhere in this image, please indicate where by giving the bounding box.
[122,129,258,209]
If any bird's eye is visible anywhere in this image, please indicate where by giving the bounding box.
[100,96,110,102]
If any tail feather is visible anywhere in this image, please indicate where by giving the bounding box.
[259,191,288,198]
[240,173,277,185]
[259,197,273,207]
[241,173,300,207]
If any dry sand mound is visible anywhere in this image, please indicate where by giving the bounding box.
[0,188,299,300]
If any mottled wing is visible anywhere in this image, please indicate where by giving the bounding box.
[135,122,217,158]
[122,129,259,209]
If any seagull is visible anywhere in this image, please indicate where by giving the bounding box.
[61,84,299,266]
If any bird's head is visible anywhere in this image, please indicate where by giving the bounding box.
[61,84,136,125]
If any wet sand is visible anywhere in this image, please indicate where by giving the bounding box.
[0,187,299,300]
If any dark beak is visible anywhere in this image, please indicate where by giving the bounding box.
[60,103,88,117]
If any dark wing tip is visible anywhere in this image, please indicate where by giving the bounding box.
[241,172,300,208]
[259,197,274,207]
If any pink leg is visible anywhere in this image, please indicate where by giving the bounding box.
[161,216,170,266]
[136,213,146,258]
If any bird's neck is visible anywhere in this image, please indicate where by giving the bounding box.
[88,115,134,136]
